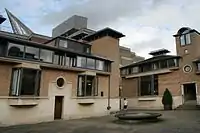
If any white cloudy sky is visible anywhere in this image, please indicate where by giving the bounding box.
[0,0,200,58]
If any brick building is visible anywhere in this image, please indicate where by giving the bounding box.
[0,10,124,125]
[120,27,200,109]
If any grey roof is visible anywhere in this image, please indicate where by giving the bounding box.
[121,55,181,69]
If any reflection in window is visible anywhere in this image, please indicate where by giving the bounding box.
[87,58,95,69]
[65,56,70,66]
[77,56,86,67]
[8,43,24,58]
[40,49,53,63]
[96,60,104,70]
[25,46,39,60]
[152,62,159,70]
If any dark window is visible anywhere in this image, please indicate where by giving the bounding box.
[104,62,111,72]
[180,31,191,46]
[168,59,177,67]
[142,64,152,72]
[160,60,168,68]
[77,75,98,97]
[139,75,158,96]
[56,77,65,88]
[197,63,200,71]
[10,68,41,96]
[25,46,39,60]
[8,43,24,58]
[40,49,53,63]
[152,62,159,70]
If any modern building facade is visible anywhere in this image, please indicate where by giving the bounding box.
[0,10,124,126]
[121,27,200,110]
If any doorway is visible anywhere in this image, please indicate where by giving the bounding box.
[54,96,64,120]
[183,83,197,103]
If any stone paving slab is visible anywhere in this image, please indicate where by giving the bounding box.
[0,110,200,133]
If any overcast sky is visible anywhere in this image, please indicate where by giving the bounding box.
[0,0,200,58]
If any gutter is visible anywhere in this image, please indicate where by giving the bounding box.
[107,75,111,110]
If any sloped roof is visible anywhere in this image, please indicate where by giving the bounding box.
[120,55,181,69]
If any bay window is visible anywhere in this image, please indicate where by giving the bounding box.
[77,75,98,97]
[10,68,41,96]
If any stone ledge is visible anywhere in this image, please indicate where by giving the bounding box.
[8,98,39,106]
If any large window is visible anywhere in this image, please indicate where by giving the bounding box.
[25,46,39,60]
[53,52,65,65]
[180,30,191,46]
[139,75,158,96]
[77,75,98,97]
[8,43,24,58]
[40,49,53,63]
[168,59,178,67]
[10,68,41,96]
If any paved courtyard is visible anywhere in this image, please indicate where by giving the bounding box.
[0,110,200,133]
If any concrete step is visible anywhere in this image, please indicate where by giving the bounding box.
[175,104,200,110]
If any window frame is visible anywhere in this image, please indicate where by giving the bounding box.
[9,68,41,96]
[77,75,98,97]
[180,31,191,46]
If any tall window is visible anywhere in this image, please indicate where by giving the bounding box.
[180,30,191,46]
[10,68,41,96]
[139,75,158,96]
[53,52,65,65]
[77,75,98,97]
[77,56,86,67]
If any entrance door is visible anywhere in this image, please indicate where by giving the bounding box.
[183,83,197,103]
[54,96,63,120]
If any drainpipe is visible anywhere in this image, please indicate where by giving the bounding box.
[107,75,111,110]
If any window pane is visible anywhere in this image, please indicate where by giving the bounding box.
[86,76,94,96]
[25,46,39,60]
[40,49,53,63]
[197,63,200,71]
[132,67,139,73]
[21,69,38,95]
[77,76,84,96]
[87,58,95,69]
[66,56,70,66]
[160,60,168,68]
[53,52,65,65]
[180,35,185,46]
[77,56,86,67]
[168,59,177,67]
[186,34,191,44]
[11,69,21,96]
[59,40,68,48]
[152,62,159,70]
[8,43,24,58]
[96,60,104,70]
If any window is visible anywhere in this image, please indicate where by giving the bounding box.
[53,52,65,65]
[10,68,41,96]
[104,62,111,72]
[152,62,159,70]
[40,49,53,63]
[132,67,139,73]
[65,56,70,66]
[180,30,191,46]
[86,58,95,69]
[59,40,68,48]
[139,75,158,96]
[25,46,39,60]
[197,63,200,71]
[77,75,98,97]
[8,43,24,58]
[77,56,86,67]
[70,57,76,67]
[168,59,178,67]
[160,60,168,68]
[96,60,104,70]
[142,64,152,72]
[121,69,127,75]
